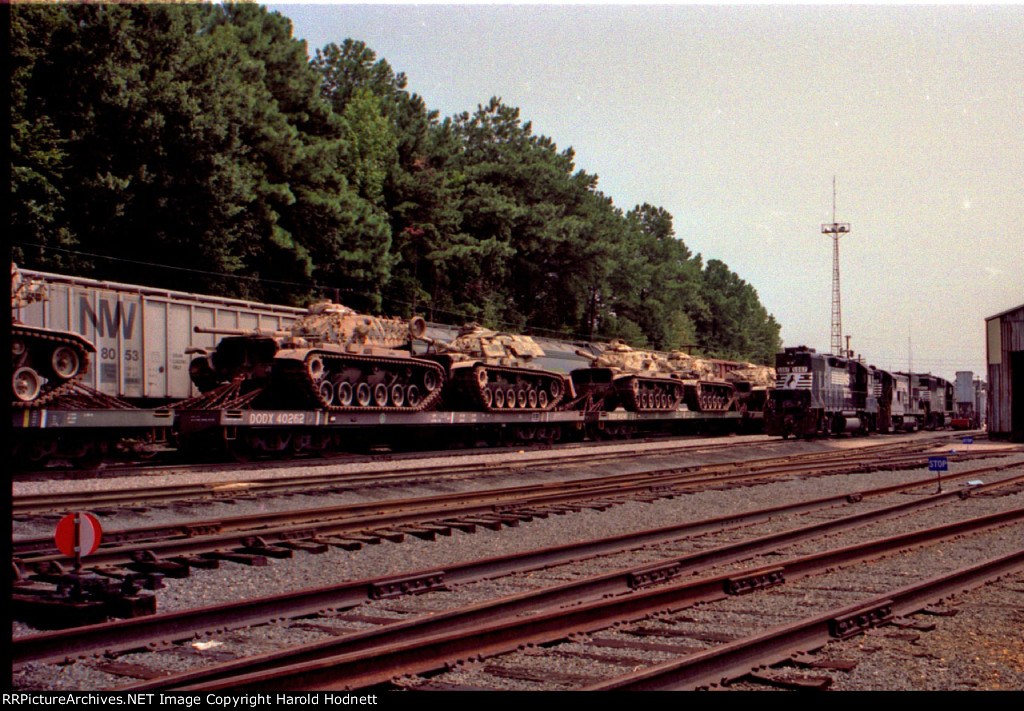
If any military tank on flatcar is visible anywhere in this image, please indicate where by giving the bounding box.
[417,324,569,411]
[663,350,738,413]
[570,340,684,412]
[187,301,445,412]
[723,361,775,416]
[11,264,96,406]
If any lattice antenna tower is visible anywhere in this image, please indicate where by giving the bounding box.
[821,177,850,355]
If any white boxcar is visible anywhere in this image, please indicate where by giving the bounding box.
[13,269,305,404]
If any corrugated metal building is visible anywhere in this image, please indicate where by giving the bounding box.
[985,304,1024,441]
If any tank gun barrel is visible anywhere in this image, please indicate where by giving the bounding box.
[193,325,289,338]
[413,333,451,353]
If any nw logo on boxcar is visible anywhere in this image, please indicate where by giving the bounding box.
[79,296,138,339]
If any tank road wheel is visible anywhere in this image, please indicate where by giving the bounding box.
[390,384,406,408]
[527,388,538,409]
[538,390,549,409]
[51,346,81,380]
[423,369,440,393]
[373,383,389,407]
[12,338,27,359]
[506,387,518,409]
[317,380,335,407]
[550,379,563,400]
[406,385,421,408]
[480,387,494,409]
[493,388,506,408]
[476,368,489,388]
[336,381,354,407]
[13,367,43,402]
[516,389,528,408]
[355,383,372,407]
[306,355,326,381]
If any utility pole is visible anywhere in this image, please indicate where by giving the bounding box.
[821,177,850,355]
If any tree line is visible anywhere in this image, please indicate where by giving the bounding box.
[11,3,781,363]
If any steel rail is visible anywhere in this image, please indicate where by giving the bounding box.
[20,470,1021,667]
[110,502,1024,690]
[14,436,777,512]
[588,549,1024,690]
[12,432,966,515]
[14,447,1017,567]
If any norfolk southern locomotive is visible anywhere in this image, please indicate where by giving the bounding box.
[765,346,955,438]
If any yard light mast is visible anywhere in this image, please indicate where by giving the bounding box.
[822,177,850,356]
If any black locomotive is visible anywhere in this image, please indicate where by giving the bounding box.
[765,346,954,438]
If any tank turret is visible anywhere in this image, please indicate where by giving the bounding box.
[419,323,568,411]
[11,264,96,405]
[187,300,444,412]
[570,340,684,412]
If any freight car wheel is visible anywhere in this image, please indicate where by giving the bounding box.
[51,346,81,380]
[13,367,42,402]
[226,437,253,463]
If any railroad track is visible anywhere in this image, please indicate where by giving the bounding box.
[11,431,974,516]
[12,464,1024,683]
[13,440,1007,570]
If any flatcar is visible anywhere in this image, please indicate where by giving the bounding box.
[11,267,769,467]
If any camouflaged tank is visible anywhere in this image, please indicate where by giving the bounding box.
[419,323,568,411]
[724,362,776,415]
[570,340,684,412]
[188,301,445,412]
[11,264,96,406]
[663,350,737,413]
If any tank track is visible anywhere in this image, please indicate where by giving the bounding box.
[683,380,737,413]
[12,326,94,407]
[273,351,446,413]
[451,365,567,412]
[614,375,684,412]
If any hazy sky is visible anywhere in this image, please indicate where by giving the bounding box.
[269,3,1022,381]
